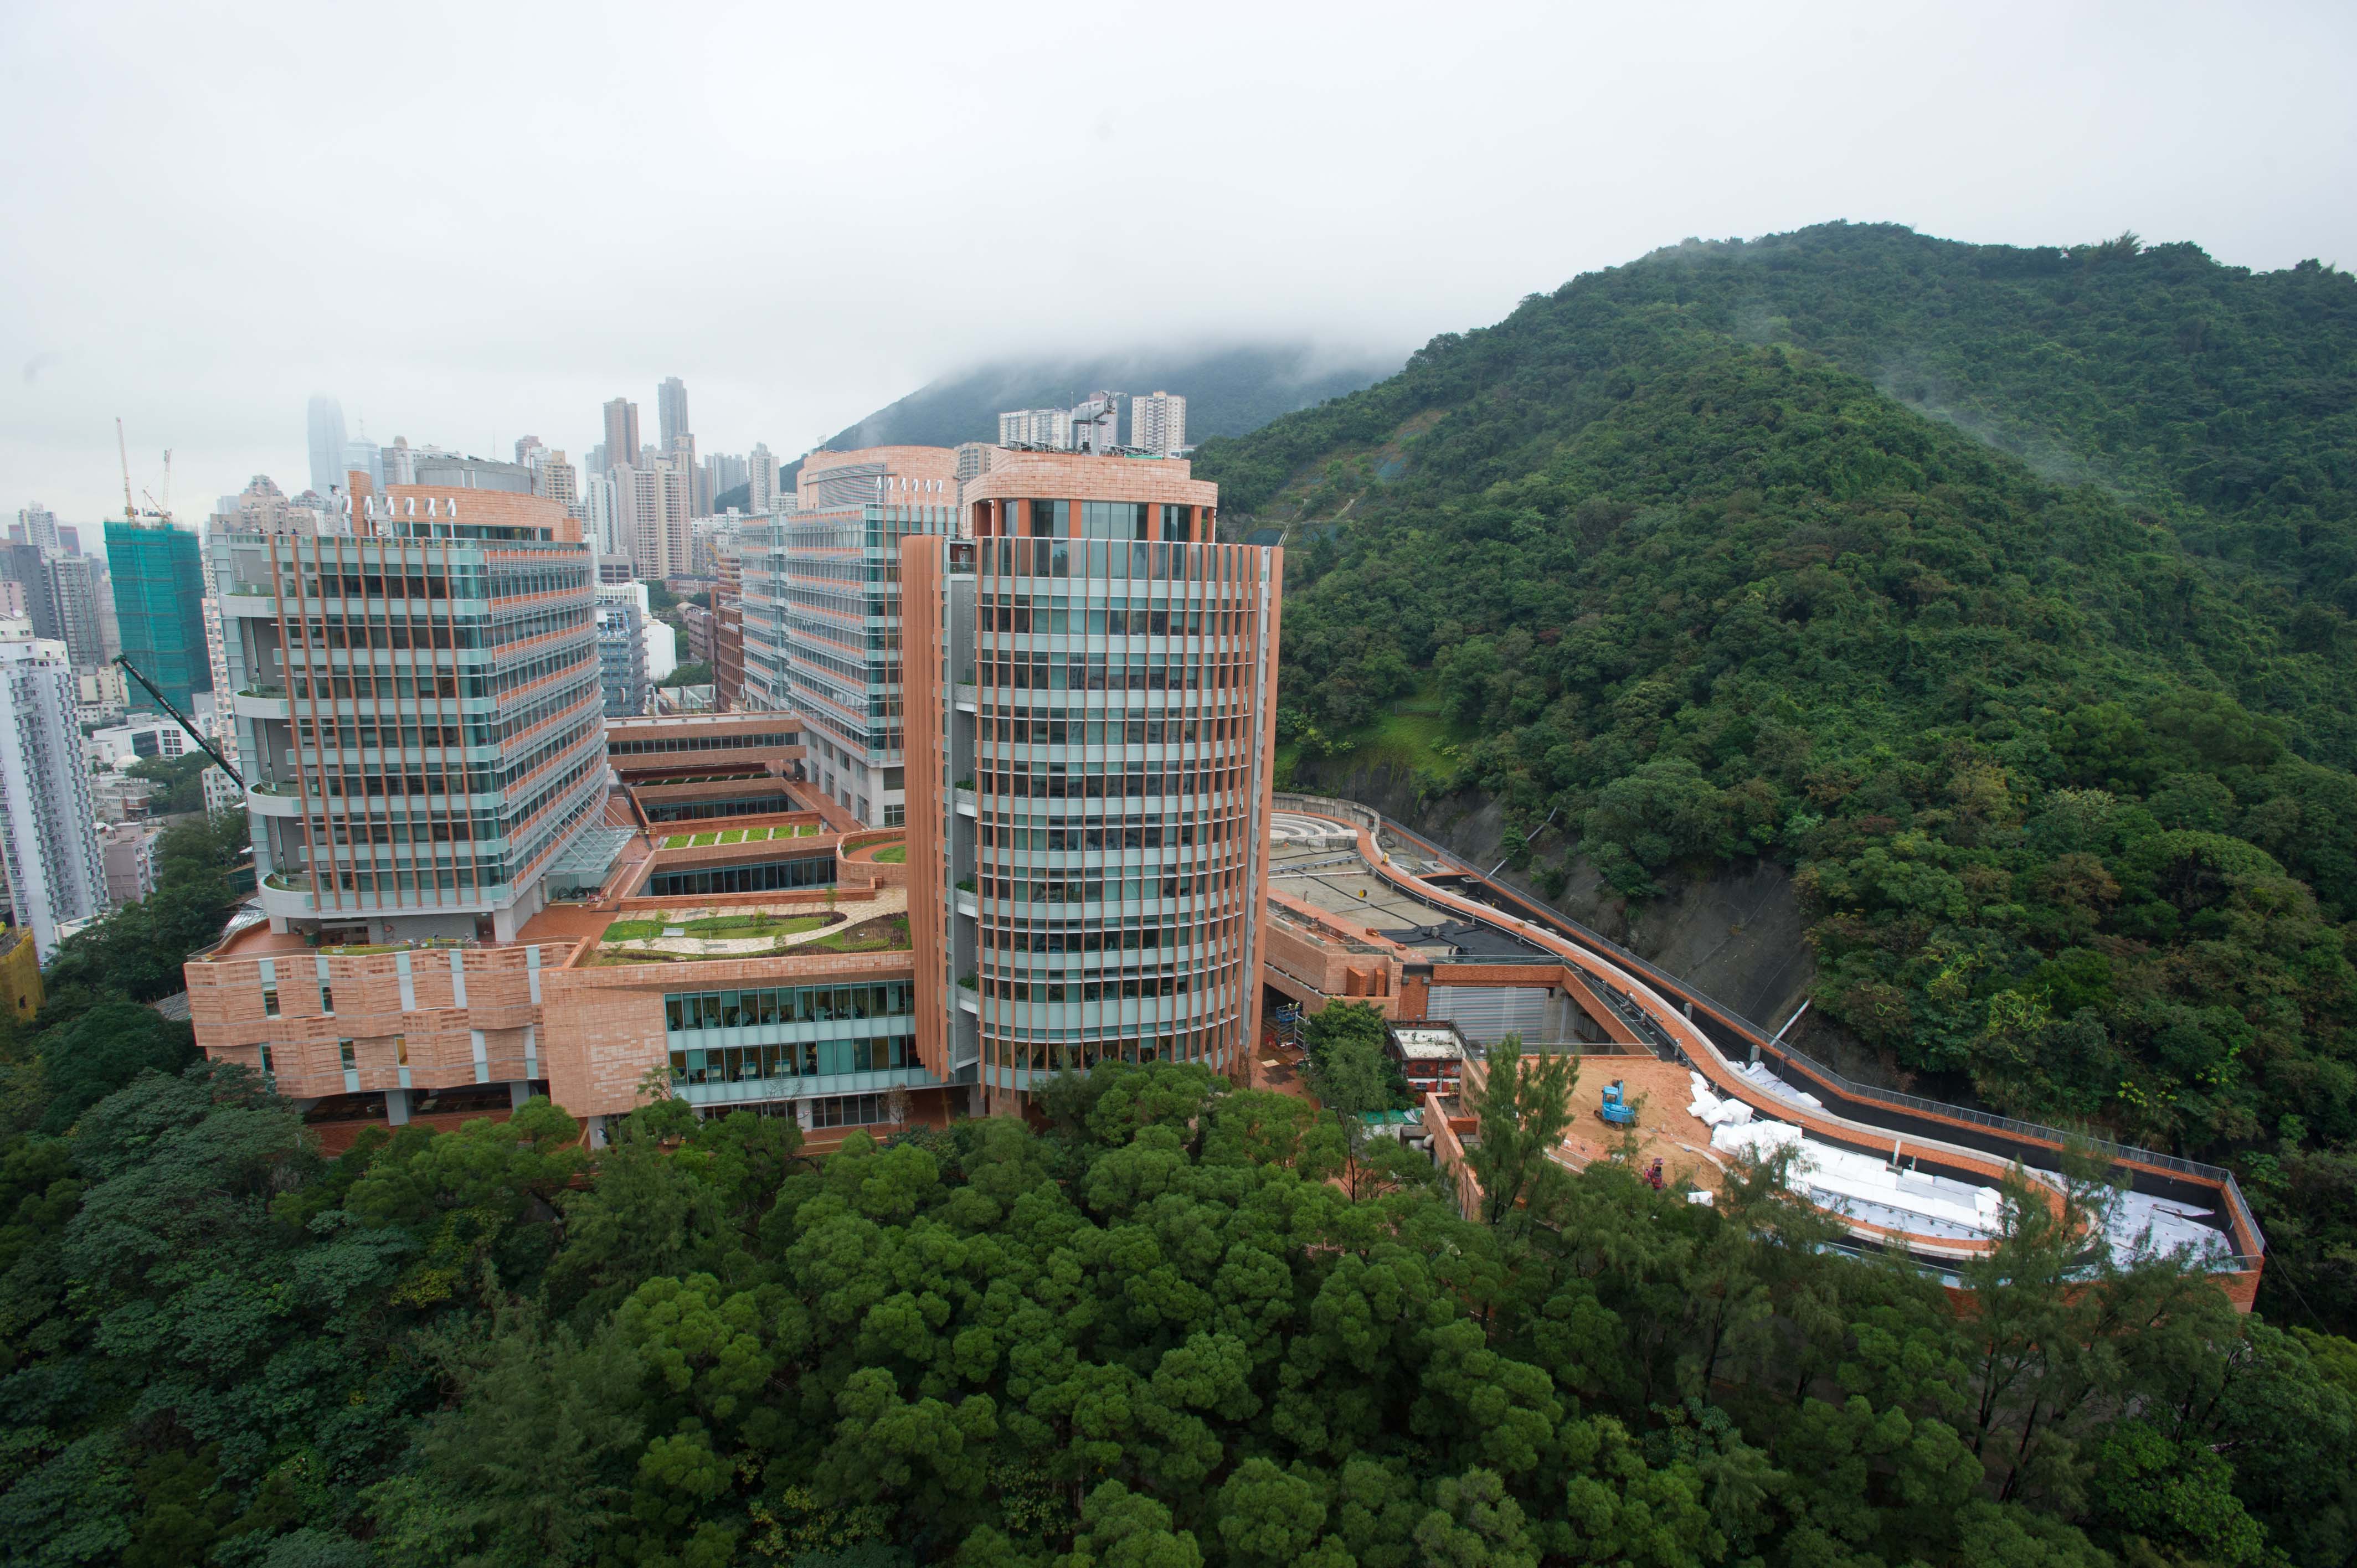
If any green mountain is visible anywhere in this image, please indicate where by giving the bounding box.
[1196,223,2357,1327]
[774,342,1401,489]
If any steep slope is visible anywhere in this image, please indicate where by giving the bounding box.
[1196,228,2357,1327]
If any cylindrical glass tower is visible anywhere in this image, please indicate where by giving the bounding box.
[903,453,1280,1111]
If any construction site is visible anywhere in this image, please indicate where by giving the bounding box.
[1258,794,2266,1303]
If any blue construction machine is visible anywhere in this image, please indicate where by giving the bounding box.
[1598,1079,1638,1128]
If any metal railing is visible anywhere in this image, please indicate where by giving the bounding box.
[1280,790,2269,1260]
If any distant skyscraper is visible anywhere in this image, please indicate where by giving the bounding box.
[0,638,106,961]
[16,504,59,553]
[55,525,79,556]
[747,444,781,513]
[515,435,547,470]
[306,395,349,498]
[657,377,691,450]
[1130,391,1187,455]
[603,399,641,474]
[105,519,211,711]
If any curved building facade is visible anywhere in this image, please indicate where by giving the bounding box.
[903,451,1280,1110]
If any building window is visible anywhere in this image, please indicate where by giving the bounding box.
[261,984,279,1017]
[1083,501,1150,540]
[257,1043,274,1077]
[338,1039,356,1071]
[319,982,334,1015]
[393,1034,407,1066]
[810,1092,892,1128]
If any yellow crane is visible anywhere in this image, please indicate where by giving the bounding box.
[114,419,171,522]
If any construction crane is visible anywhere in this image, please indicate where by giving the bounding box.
[116,417,137,520]
[112,653,243,790]
[115,419,171,522]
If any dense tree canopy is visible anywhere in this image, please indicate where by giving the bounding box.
[2,1049,2354,1567]
[1193,226,2357,1332]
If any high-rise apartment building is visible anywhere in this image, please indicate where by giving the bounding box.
[954,443,996,486]
[214,481,603,943]
[17,505,60,553]
[671,434,709,519]
[615,463,689,581]
[771,447,961,826]
[0,639,107,961]
[999,408,1072,449]
[658,378,691,451]
[900,449,1277,1107]
[514,436,546,470]
[582,473,624,565]
[1130,391,1187,455]
[539,451,580,517]
[748,445,781,513]
[603,400,641,475]
[105,519,212,711]
[45,554,105,670]
[307,396,348,499]
[1,545,60,644]
[706,451,748,500]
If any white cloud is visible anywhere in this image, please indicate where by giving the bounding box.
[3,0,2352,519]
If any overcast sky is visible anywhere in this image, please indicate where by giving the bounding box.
[3,0,2352,525]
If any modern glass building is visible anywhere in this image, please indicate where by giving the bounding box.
[768,448,961,827]
[901,450,1280,1111]
[214,484,605,943]
[595,596,649,716]
[105,519,212,711]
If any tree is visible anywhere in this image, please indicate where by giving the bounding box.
[1463,1037,1577,1228]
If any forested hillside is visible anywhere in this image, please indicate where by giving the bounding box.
[4,1048,2354,1567]
[1193,226,2357,1328]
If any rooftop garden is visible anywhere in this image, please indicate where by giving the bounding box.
[656,824,822,849]
[806,914,910,953]
[586,905,910,964]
